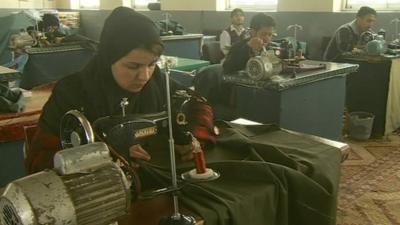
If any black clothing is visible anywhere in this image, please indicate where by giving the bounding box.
[39,7,165,134]
[323,20,360,61]
[140,121,342,225]
[98,7,161,66]
[38,14,60,31]
[222,38,254,74]
[29,7,216,173]
[39,64,167,134]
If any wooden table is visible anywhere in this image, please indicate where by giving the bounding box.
[119,195,203,225]
[0,65,20,82]
[0,83,53,142]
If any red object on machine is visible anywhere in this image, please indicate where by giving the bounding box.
[192,138,207,174]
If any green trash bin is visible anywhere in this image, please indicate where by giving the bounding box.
[348,111,375,140]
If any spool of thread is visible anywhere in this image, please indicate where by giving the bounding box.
[182,134,219,181]
[194,150,206,174]
[192,138,206,174]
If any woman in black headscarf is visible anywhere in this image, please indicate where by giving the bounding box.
[26,7,215,173]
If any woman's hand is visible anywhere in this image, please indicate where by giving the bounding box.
[129,144,151,161]
[128,143,194,162]
[175,144,194,162]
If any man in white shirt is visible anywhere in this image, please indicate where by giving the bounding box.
[220,8,250,56]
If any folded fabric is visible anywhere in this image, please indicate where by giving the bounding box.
[0,83,24,113]
[138,121,342,225]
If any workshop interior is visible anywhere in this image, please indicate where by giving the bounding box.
[1,0,400,225]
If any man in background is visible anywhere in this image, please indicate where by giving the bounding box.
[323,6,377,61]
[223,13,276,73]
[219,8,250,57]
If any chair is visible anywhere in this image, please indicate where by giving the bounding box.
[194,64,237,120]
[201,41,224,64]
[202,29,221,41]
[320,36,332,59]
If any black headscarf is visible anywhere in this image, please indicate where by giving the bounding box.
[39,7,167,134]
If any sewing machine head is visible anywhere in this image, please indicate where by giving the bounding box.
[359,31,377,46]
[92,112,167,159]
[60,89,197,161]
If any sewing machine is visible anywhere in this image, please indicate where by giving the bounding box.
[0,142,131,225]
[244,49,325,81]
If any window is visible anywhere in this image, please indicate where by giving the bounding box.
[131,0,158,9]
[226,0,277,11]
[79,0,99,9]
[343,0,400,10]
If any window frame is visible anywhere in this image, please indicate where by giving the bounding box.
[131,0,159,9]
[342,0,400,11]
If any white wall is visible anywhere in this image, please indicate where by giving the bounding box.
[99,0,122,10]
[161,0,217,11]
[159,0,342,12]
[43,0,56,8]
[56,0,71,9]
[0,0,56,9]
[278,0,336,12]
[0,0,19,8]
[0,0,343,12]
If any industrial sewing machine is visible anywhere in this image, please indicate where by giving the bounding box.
[0,142,131,225]
[357,30,387,55]
[0,80,217,225]
[245,47,325,81]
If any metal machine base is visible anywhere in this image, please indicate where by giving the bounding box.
[159,214,196,225]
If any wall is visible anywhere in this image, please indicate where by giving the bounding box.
[161,0,217,11]
[99,0,123,10]
[0,0,399,59]
[77,9,399,60]
[78,10,203,41]
[0,0,19,8]
[278,0,335,12]
[0,0,55,9]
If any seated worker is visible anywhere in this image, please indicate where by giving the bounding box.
[219,8,250,56]
[25,7,216,173]
[323,6,377,61]
[223,13,276,74]
[36,13,66,46]
[23,10,343,225]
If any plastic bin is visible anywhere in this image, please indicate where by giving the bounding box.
[348,112,375,140]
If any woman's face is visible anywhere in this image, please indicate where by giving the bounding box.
[111,48,159,93]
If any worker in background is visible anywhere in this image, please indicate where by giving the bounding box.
[223,13,276,74]
[219,8,250,57]
[37,13,66,46]
[323,6,377,61]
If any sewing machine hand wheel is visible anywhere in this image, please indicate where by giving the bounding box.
[60,110,95,149]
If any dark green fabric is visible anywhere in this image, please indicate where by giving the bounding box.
[138,121,342,225]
